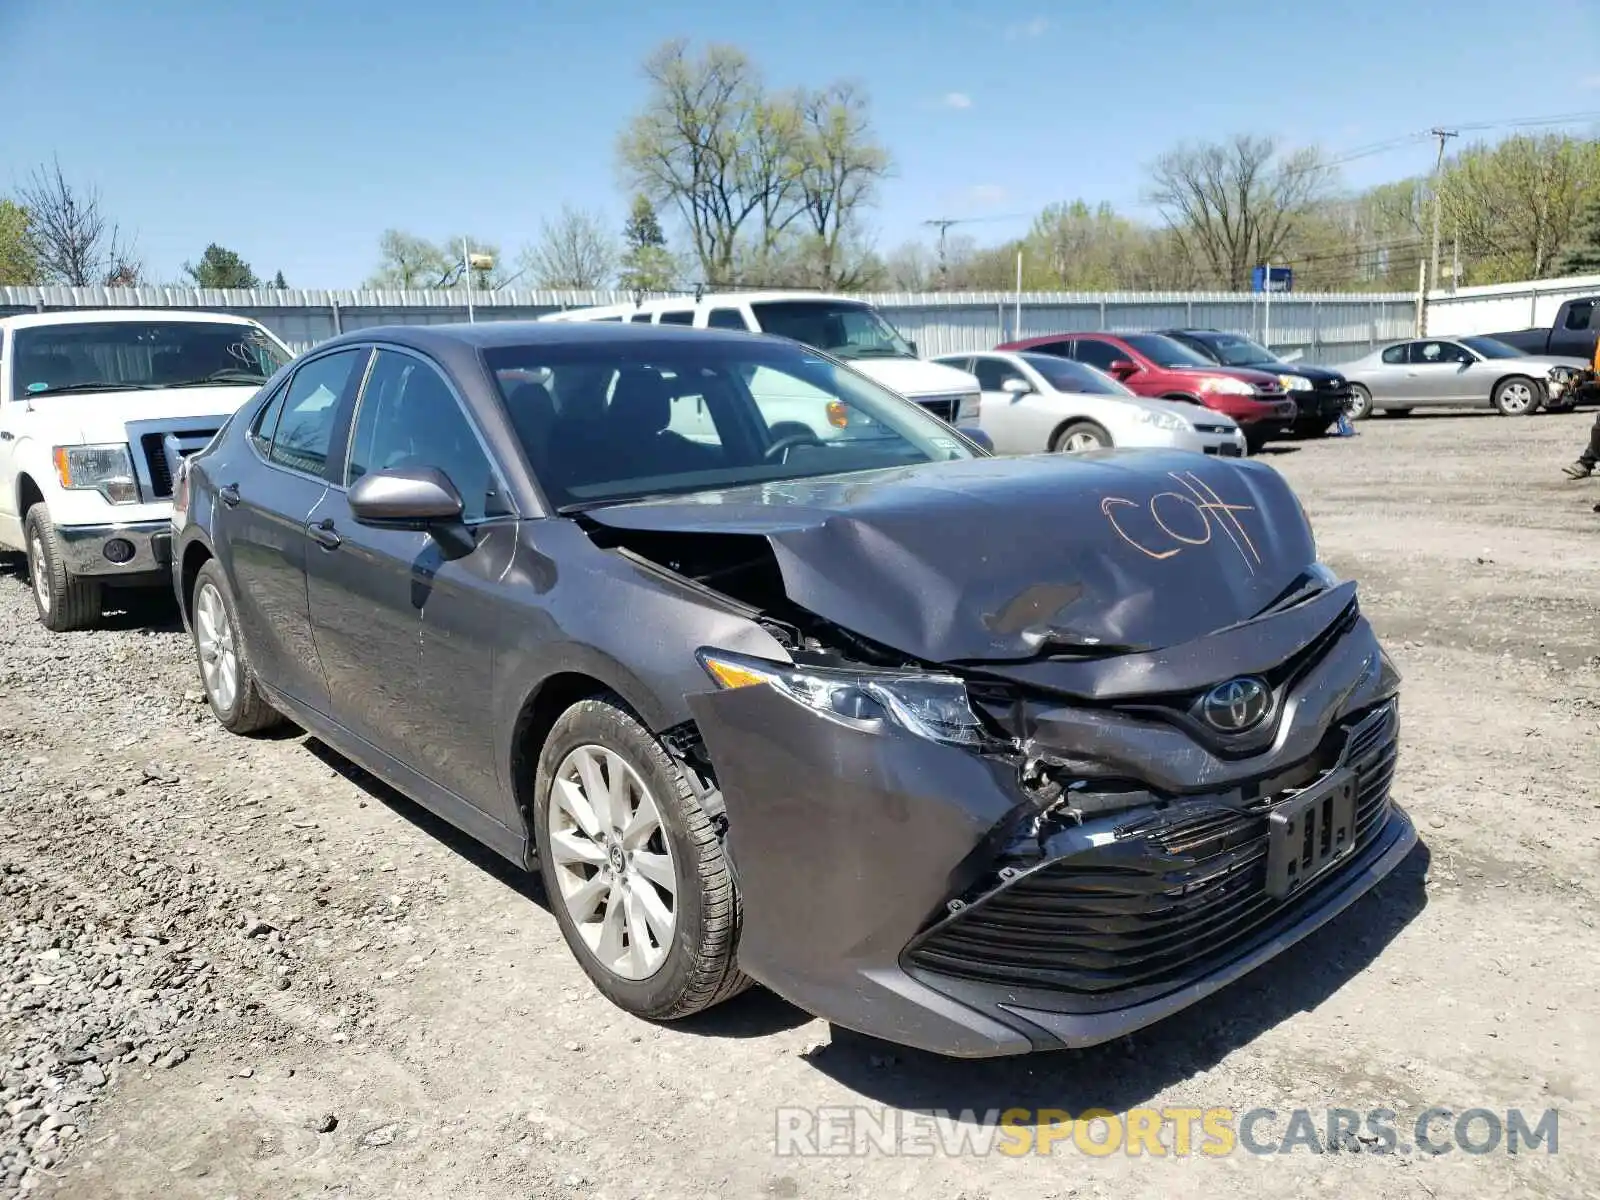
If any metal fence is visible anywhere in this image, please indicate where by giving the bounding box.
[0,285,1421,366]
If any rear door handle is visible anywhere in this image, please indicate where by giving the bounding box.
[308,518,342,551]
[218,483,240,507]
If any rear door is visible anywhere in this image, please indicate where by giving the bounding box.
[217,346,369,714]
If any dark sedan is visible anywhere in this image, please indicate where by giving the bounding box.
[170,321,1414,1058]
[1161,328,1353,436]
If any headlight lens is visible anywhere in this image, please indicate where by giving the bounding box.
[698,649,998,748]
[1132,407,1187,432]
[53,443,138,504]
[1200,376,1255,397]
[957,392,981,420]
[1279,374,1313,392]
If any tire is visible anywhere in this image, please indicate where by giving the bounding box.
[1386,408,1413,417]
[1492,376,1539,417]
[190,559,283,734]
[23,505,102,632]
[534,696,749,1021]
[1051,420,1112,453]
[1345,384,1374,421]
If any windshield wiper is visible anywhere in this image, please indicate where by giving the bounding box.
[19,382,162,397]
[167,373,267,388]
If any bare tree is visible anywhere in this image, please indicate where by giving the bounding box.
[1442,134,1600,281]
[519,206,617,288]
[17,160,141,286]
[790,82,891,287]
[1146,135,1335,289]
[365,229,454,288]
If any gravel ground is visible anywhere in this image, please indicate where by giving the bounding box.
[0,409,1595,1199]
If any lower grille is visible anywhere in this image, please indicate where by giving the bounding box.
[905,702,1399,997]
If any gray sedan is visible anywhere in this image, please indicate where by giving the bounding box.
[1337,335,1589,418]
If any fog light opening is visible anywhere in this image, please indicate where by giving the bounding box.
[103,538,135,564]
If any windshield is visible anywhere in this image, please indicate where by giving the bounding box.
[1121,334,1218,369]
[1460,336,1525,360]
[1019,353,1135,395]
[1194,332,1278,367]
[11,320,291,400]
[485,339,975,511]
[748,300,915,360]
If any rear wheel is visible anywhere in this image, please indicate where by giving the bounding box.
[190,559,283,734]
[1345,384,1374,421]
[535,697,749,1021]
[1051,420,1112,453]
[1492,376,1539,416]
[23,506,101,633]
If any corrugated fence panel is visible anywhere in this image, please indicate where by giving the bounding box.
[0,285,1420,365]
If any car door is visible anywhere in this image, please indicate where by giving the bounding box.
[1366,342,1416,401]
[969,355,1033,452]
[306,346,516,818]
[1407,340,1475,404]
[1072,337,1148,394]
[218,347,369,714]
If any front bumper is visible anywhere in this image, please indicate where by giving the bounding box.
[1291,390,1350,430]
[688,602,1411,1058]
[56,519,173,578]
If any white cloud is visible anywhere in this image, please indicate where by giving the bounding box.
[942,91,973,110]
[1005,16,1049,39]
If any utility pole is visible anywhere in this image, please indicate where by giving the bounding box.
[1427,128,1458,300]
[923,219,958,289]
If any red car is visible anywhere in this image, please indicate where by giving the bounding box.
[997,331,1298,452]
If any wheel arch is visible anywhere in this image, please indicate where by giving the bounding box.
[16,472,43,518]
[177,537,215,626]
[1491,372,1544,410]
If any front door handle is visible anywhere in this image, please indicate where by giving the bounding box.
[218,483,241,507]
[308,518,342,551]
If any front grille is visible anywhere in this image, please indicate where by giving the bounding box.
[916,396,959,423]
[137,429,218,499]
[905,702,1399,998]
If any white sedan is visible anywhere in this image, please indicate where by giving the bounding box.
[934,350,1248,458]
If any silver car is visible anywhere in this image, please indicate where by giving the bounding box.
[1337,335,1589,418]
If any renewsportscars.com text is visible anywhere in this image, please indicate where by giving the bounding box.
[773,1106,1560,1158]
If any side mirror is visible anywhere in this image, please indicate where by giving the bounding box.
[1108,359,1139,378]
[1001,377,1032,396]
[957,425,994,453]
[348,467,465,528]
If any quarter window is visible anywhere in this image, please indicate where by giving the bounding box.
[1381,344,1409,365]
[248,379,290,457]
[269,349,365,476]
[347,350,511,522]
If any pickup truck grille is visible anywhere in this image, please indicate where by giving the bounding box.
[915,395,961,424]
[130,424,223,500]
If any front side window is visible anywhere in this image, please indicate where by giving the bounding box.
[1564,300,1594,331]
[1120,334,1215,368]
[1460,336,1522,360]
[347,350,511,521]
[1414,341,1470,364]
[11,320,291,401]
[268,349,365,477]
[486,340,974,511]
[749,300,915,360]
[972,357,1025,391]
[1072,338,1128,371]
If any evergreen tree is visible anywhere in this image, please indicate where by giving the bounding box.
[617,195,676,291]
[1559,195,1600,275]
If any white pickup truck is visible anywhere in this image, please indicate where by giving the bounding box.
[0,309,294,631]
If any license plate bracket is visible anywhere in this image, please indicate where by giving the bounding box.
[1265,768,1358,899]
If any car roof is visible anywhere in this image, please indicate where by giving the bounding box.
[314,319,771,355]
[0,308,267,332]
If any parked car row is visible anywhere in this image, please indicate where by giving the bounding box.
[1335,335,1592,418]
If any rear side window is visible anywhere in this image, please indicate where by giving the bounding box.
[269,349,365,477]
[1381,344,1409,365]
[706,308,749,330]
[1025,341,1071,359]
[630,312,654,324]
[658,310,694,326]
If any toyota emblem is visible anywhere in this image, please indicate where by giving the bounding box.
[1200,677,1271,733]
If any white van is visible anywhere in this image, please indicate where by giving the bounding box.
[539,292,981,435]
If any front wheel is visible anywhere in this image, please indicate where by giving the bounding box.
[23,506,101,632]
[1345,384,1374,421]
[534,697,749,1021]
[1051,420,1112,453]
[1493,376,1540,416]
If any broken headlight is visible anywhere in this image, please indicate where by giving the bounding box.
[697,649,997,748]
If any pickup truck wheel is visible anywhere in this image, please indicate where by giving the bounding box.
[190,559,283,734]
[23,506,101,632]
[1345,384,1374,420]
[1493,376,1539,416]
[534,697,749,1022]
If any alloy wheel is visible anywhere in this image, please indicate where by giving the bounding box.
[194,581,240,712]
[1062,430,1105,452]
[547,744,677,981]
[1498,381,1534,414]
[29,535,50,615]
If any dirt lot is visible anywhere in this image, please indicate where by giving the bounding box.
[0,410,1595,1200]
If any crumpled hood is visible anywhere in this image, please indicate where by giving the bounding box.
[582,451,1318,663]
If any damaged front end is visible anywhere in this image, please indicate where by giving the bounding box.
[681,581,1412,1058]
